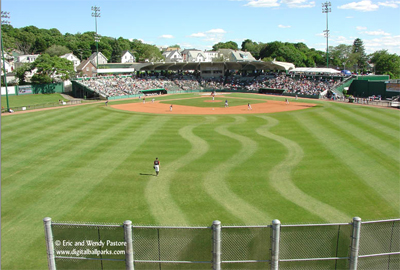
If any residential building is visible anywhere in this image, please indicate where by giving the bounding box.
[77,59,97,77]
[0,59,12,75]
[121,51,136,63]
[89,52,108,66]
[204,51,219,62]
[230,50,256,62]
[60,53,81,71]
[162,50,183,63]
[15,54,40,69]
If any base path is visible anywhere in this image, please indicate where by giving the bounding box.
[111,98,316,115]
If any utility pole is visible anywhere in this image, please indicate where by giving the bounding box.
[1,11,10,112]
[91,6,101,72]
[322,1,331,68]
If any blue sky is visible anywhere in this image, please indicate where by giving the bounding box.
[3,0,400,55]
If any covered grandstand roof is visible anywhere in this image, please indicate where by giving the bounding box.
[130,60,295,71]
[289,67,341,74]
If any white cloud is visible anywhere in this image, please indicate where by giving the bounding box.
[356,26,367,30]
[244,0,314,8]
[188,28,227,45]
[206,29,227,34]
[338,1,379,12]
[281,0,315,8]
[315,33,325,37]
[189,32,206,38]
[364,30,391,36]
[346,16,354,18]
[364,35,400,53]
[159,34,174,39]
[278,24,291,28]
[245,0,280,7]
[378,1,400,8]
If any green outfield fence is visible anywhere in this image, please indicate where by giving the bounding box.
[44,217,399,270]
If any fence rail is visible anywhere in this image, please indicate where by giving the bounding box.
[44,217,399,270]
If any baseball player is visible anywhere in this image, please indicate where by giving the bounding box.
[225,100,228,108]
[170,104,173,111]
[248,103,252,110]
[154,158,160,176]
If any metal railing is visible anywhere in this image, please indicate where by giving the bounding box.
[44,217,399,270]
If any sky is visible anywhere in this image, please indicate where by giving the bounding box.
[2,0,400,55]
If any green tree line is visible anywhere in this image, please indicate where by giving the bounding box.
[2,25,399,79]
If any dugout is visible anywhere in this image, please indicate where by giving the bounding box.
[140,88,167,95]
[259,88,285,95]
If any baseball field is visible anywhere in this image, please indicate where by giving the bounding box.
[1,92,399,269]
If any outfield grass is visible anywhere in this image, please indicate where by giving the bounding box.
[1,93,399,269]
[160,96,266,107]
[1,93,68,109]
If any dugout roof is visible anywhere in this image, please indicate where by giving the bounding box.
[130,60,295,72]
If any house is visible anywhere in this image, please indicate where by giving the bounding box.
[181,49,198,61]
[60,53,81,71]
[187,51,207,63]
[121,51,136,63]
[0,59,12,75]
[162,50,183,63]
[15,54,40,69]
[77,59,97,77]
[204,51,219,62]
[230,50,256,62]
[89,52,108,66]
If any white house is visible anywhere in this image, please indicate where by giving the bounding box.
[162,50,183,63]
[188,51,207,62]
[14,54,40,69]
[17,54,40,63]
[121,51,136,63]
[204,51,219,62]
[89,52,108,66]
[1,59,13,75]
[60,53,81,71]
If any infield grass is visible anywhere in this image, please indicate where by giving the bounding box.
[1,93,399,269]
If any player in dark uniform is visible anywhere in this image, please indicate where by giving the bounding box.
[154,158,160,176]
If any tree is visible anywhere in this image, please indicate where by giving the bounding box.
[352,38,368,71]
[370,50,400,78]
[15,63,31,85]
[45,45,70,56]
[241,39,262,59]
[212,41,238,51]
[329,44,354,69]
[110,38,122,63]
[30,54,75,84]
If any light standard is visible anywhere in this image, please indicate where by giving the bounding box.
[1,11,10,112]
[91,6,101,70]
[322,1,331,68]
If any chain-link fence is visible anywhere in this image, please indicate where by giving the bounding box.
[44,217,399,270]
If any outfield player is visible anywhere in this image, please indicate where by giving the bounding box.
[154,158,160,176]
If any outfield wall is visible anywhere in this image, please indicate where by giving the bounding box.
[1,83,64,96]
[44,217,399,270]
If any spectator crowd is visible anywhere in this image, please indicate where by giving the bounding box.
[79,73,342,98]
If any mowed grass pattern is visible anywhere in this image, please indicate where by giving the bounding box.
[1,93,399,269]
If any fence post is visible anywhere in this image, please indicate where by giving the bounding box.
[124,220,134,270]
[349,217,362,270]
[271,219,281,270]
[43,217,56,270]
[212,220,221,270]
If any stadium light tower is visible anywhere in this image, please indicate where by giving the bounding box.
[322,1,331,68]
[91,6,101,70]
[1,11,10,112]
